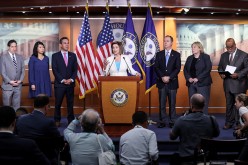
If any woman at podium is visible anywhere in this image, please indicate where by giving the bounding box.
[104,41,141,76]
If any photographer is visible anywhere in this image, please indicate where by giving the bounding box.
[234,93,248,139]
[64,109,115,165]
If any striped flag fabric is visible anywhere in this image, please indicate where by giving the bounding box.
[140,4,160,94]
[95,11,114,76]
[75,11,97,99]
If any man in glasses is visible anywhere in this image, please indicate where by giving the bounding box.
[218,38,248,130]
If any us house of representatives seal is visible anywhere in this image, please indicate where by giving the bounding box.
[110,88,128,107]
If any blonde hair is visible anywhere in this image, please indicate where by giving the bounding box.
[191,41,204,53]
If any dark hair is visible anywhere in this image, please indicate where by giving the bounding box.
[81,109,100,132]
[59,37,69,44]
[236,93,248,106]
[32,41,46,58]
[165,35,173,42]
[111,41,123,54]
[132,111,148,125]
[16,107,28,117]
[7,40,17,47]
[34,94,49,108]
[0,106,16,128]
[190,94,205,110]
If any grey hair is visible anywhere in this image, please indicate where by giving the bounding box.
[81,109,100,132]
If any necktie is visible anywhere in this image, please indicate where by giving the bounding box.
[63,52,68,66]
[165,51,170,66]
[229,53,234,63]
[12,54,17,69]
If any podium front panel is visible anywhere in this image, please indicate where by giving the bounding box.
[101,80,137,123]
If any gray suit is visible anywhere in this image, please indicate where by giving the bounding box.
[218,48,248,126]
[0,51,25,110]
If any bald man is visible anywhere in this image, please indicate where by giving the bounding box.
[170,94,220,165]
[218,38,248,130]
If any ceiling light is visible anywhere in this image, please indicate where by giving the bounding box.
[201,7,204,10]
[211,12,214,15]
[22,11,25,14]
[49,12,52,14]
[236,13,239,15]
[238,9,241,11]
[160,6,163,8]
[40,7,45,10]
[183,8,190,13]
[76,12,79,14]
[103,12,105,14]
[157,12,159,14]
[30,8,34,10]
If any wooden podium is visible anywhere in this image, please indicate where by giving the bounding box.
[98,76,140,124]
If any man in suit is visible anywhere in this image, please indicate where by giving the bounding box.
[218,38,248,129]
[154,35,181,128]
[0,40,25,110]
[52,37,77,126]
[16,94,63,165]
[0,106,50,165]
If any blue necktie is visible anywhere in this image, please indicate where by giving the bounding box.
[165,51,169,66]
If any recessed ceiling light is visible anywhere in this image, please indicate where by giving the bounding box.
[49,12,52,14]
[160,6,163,8]
[238,9,241,11]
[76,12,79,14]
[236,13,239,15]
[30,8,34,10]
[22,11,25,14]
[103,12,105,14]
[201,7,204,10]
[157,12,159,14]
[211,12,214,15]
[72,6,75,8]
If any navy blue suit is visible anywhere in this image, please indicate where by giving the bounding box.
[0,132,50,165]
[52,51,77,123]
[184,53,212,114]
[16,110,63,165]
[154,49,181,124]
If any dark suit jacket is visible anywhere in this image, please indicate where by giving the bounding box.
[184,53,212,87]
[16,110,63,164]
[218,49,248,93]
[0,132,50,165]
[52,51,77,88]
[154,49,181,89]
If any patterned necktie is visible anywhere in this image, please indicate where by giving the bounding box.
[229,53,234,63]
[63,52,68,66]
[165,51,170,66]
[12,54,17,69]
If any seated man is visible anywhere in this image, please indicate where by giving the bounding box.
[16,94,63,165]
[119,111,159,165]
[0,106,50,165]
[170,93,220,165]
[64,109,115,165]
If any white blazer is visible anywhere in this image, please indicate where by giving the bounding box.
[104,55,138,76]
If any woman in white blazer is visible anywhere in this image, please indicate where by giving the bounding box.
[104,41,141,76]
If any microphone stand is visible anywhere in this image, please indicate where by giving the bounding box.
[123,57,132,74]
[106,57,116,76]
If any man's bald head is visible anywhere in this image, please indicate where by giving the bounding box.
[81,109,100,132]
[190,93,205,111]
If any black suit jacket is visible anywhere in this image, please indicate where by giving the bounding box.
[218,49,248,93]
[0,132,50,165]
[184,53,212,87]
[16,110,63,164]
[154,49,181,89]
[52,51,77,88]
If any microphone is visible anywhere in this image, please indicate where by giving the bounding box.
[106,57,116,76]
[123,57,131,74]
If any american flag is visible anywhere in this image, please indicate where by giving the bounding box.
[75,11,97,99]
[95,11,114,76]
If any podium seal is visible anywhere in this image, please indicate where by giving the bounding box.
[110,88,128,107]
